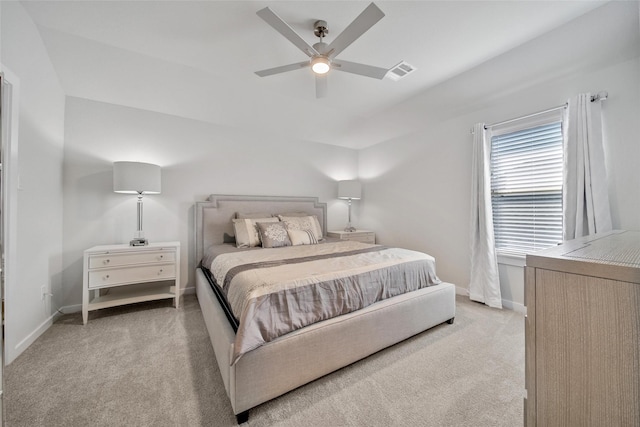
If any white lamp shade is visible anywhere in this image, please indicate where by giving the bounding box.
[113,161,161,194]
[338,180,362,200]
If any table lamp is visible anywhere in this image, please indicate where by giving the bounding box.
[113,161,161,246]
[338,180,361,232]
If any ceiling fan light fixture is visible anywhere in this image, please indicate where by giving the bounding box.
[311,56,330,74]
[255,3,391,97]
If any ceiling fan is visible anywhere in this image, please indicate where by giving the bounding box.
[254,2,395,98]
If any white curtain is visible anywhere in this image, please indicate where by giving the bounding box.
[469,123,502,309]
[563,93,612,240]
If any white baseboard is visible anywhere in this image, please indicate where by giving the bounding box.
[60,303,82,314]
[9,310,64,364]
[454,285,525,314]
[501,299,526,314]
[455,285,469,296]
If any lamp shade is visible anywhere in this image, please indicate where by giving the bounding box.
[338,180,361,200]
[113,161,161,194]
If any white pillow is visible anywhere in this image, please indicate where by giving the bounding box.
[287,228,319,246]
[232,217,279,248]
[278,215,323,241]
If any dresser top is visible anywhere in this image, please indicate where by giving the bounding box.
[85,241,180,253]
[526,230,640,282]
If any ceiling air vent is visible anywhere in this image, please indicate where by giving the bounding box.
[386,61,416,81]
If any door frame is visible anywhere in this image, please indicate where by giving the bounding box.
[1,65,21,370]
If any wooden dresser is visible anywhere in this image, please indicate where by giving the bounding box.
[524,230,640,426]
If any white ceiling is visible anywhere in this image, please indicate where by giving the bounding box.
[21,1,613,149]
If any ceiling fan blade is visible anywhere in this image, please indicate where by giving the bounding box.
[256,7,320,58]
[315,75,327,98]
[255,61,310,77]
[332,60,388,79]
[327,3,385,59]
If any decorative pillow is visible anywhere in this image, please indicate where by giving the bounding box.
[277,215,323,241]
[236,212,273,219]
[232,217,279,248]
[257,222,291,248]
[287,227,319,246]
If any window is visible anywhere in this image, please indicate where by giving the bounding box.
[490,115,564,255]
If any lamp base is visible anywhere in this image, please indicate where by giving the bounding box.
[344,226,356,232]
[130,238,148,246]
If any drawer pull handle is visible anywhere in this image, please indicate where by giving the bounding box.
[159,255,164,259]
[104,275,110,280]
[158,269,163,275]
[104,259,110,264]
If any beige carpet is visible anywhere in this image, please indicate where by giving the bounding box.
[5,294,524,426]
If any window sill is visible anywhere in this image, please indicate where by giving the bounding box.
[497,252,526,267]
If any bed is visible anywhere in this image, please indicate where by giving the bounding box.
[194,194,456,423]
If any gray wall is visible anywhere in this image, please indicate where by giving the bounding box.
[357,2,640,310]
[61,98,359,308]
[1,2,66,363]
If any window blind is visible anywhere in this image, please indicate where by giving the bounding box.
[491,122,563,254]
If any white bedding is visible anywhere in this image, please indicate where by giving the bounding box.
[208,241,442,363]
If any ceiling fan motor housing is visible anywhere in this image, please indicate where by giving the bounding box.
[314,20,328,38]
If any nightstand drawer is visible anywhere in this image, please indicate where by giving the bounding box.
[89,251,175,269]
[88,264,176,288]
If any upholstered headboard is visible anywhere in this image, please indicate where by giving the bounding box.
[194,194,327,265]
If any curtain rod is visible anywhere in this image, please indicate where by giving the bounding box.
[471,91,608,134]
[486,104,566,129]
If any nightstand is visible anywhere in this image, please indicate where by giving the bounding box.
[327,230,375,244]
[82,241,180,324]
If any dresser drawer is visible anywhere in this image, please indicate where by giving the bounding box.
[88,264,176,288]
[89,250,175,269]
